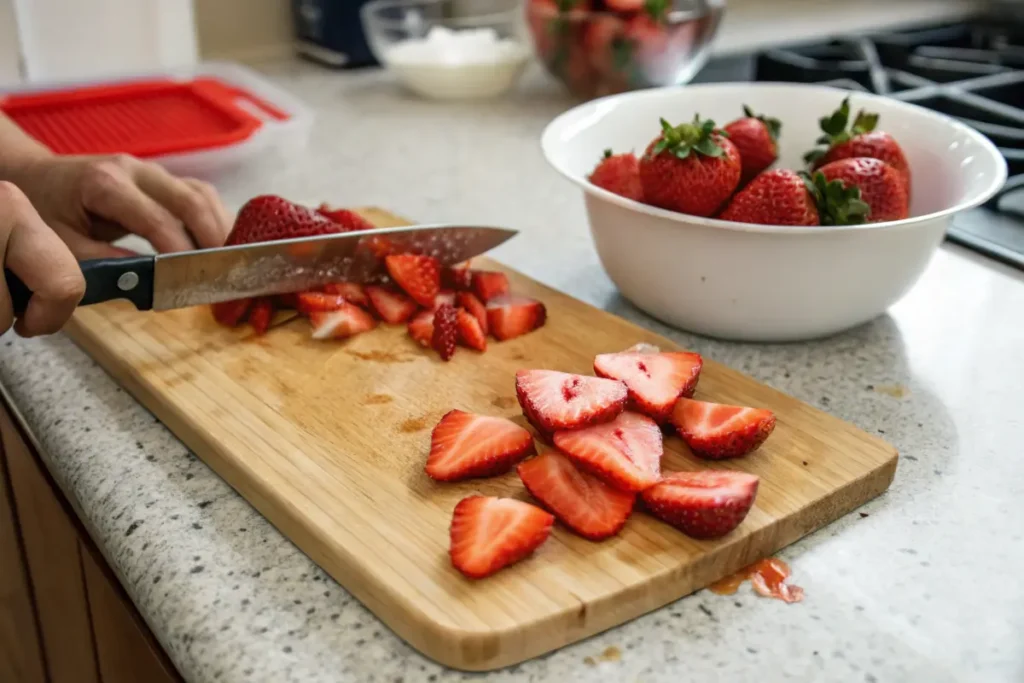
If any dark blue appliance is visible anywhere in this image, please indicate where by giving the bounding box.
[292,0,379,68]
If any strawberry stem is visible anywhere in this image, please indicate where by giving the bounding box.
[802,97,881,165]
[801,171,871,226]
[741,104,782,142]
[644,0,670,20]
[651,116,724,160]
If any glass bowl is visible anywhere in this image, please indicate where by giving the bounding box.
[361,0,531,100]
[525,0,725,99]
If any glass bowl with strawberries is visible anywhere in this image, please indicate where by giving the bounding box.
[525,0,724,99]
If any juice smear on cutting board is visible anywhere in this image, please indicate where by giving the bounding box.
[709,557,804,604]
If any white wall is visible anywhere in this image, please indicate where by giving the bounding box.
[0,0,23,85]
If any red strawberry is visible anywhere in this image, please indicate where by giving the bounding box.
[426,410,535,481]
[642,471,759,539]
[385,254,440,307]
[456,308,487,351]
[589,150,644,202]
[433,289,457,310]
[442,266,474,291]
[276,292,300,309]
[366,286,418,324]
[718,169,822,226]
[724,106,782,184]
[248,297,274,335]
[593,351,703,421]
[456,291,488,335]
[622,13,670,76]
[605,0,644,10]
[639,117,742,217]
[486,295,547,341]
[516,370,627,433]
[471,271,510,302]
[552,411,662,492]
[432,303,458,361]
[408,309,434,347]
[517,450,635,540]
[212,299,251,327]
[322,282,368,307]
[227,195,342,246]
[582,14,627,89]
[315,204,375,232]
[670,397,776,460]
[449,496,554,579]
[295,292,349,315]
[817,157,909,223]
[309,303,377,340]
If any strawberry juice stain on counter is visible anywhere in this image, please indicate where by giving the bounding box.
[363,393,394,405]
[709,557,804,604]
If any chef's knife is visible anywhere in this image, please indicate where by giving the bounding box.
[4,224,516,314]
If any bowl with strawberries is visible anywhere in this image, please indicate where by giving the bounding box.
[525,0,724,99]
[541,83,1007,341]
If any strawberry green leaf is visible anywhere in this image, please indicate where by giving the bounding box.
[672,146,692,160]
[694,137,724,157]
[852,110,879,135]
[644,0,670,20]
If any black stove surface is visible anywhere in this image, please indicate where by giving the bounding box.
[694,14,1024,270]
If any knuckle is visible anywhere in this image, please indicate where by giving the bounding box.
[108,153,136,170]
[50,270,87,303]
[0,180,28,207]
[82,160,127,195]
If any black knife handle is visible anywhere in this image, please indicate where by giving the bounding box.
[4,256,156,316]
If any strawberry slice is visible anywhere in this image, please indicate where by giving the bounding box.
[457,291,488,335]
[212,299,252,327]
[248,297,274,335]
[315,204,375,232]
[322,282,369,307]
[408,310,434,347]
[426,410,535,481]
[433,289,457,310]
[456,308,487,351]
[518,450,635,540]
[471,270,510,302]
[385,254,441,307]
[366,286,418,324]
[449,496,554,579]
[593,351,703,421]
[442,266,473,290]
[515,370,627,433]
[670,398,776,460]
[641,471,759,539]
[552,411,662,492]
[295,292,349,315]
[432,304,458,361]
[487,295,547,341]
[309,303,377,340]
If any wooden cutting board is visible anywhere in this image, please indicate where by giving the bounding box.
[65,208,898,672]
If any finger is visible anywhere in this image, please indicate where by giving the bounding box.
[79,156,194,253]
[184,178,233,246]
[53,223,138,260]
[0,182,85,337]
[134,164,227,249]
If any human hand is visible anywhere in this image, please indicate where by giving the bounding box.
[5,154,232,259]
[0,182,86,337]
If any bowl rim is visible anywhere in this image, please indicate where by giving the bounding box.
[540,82,1009,235]
[524,0,725,21]
[362,0,520,29]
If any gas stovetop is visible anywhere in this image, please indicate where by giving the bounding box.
[695,15,1024,269]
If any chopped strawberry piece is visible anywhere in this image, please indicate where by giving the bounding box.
[366,286,418,324]
[457,292,489,335]
[518,450,635,540]
[624,342,661,354]
[471,270,510,302]
[361,235,397,260]
[407,310,435,347]
[248,297,274,335]
[670,398,776,460]
[322,282,369,307]
[594,351,703,421]
[426,410,535,481]
[296,292,349,315]
[449,496,554,579]
[309,302,377,340]
[641,471,759,539]
[456,308,487,351]
[442,266,474,290]
[515,370,627,433]
[315,204,375,232]
[385,254,441,307]
[432,303,458,361]
[212,299,252,327]
[433,289,457,310]
[487,295,547,341]
[553,411,662,492]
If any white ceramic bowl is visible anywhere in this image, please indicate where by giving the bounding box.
[541,83,1008,342]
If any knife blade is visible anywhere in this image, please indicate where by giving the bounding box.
[4,224,517,314]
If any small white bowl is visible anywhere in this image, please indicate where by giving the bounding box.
[541,83,1008,342]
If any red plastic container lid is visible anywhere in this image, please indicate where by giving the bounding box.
[0,77,291,158]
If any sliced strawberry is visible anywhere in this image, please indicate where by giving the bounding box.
[641,471,759,539]
[471,270,510,302]
[433,289,457,310]
[456,291,489,335]
[309,302,377,340]
[515,370,627,433]
[366,286,418,324]
[432,304,458,361]
[248,297,274,336]
[449,496,554,579]
[670,398,776,460]
[518,450,635,540]
[487,295,547,341]
[212,299,252,327]
[456,308,487,351]
[624,342,661,354]
[296,292,349,316]
[552,411,662,492]
[593,351,704,421]
[407,310,435,347]
[385,254,441,307]
[315,204,375,232]
[322,282,369,307]
[442,266,474,290]
[426,410,535,481]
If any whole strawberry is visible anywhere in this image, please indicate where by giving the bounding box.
[589,149,643,202]
[227,195,341,246]
[639,117,742,217]
[817,157,909,223]
[724,106,781,184]
[804,97,911,191]
[718,169,820,226]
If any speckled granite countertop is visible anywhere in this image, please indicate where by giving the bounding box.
[2,42,1023,683]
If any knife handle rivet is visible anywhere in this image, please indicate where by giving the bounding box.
[117,272,140,292]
